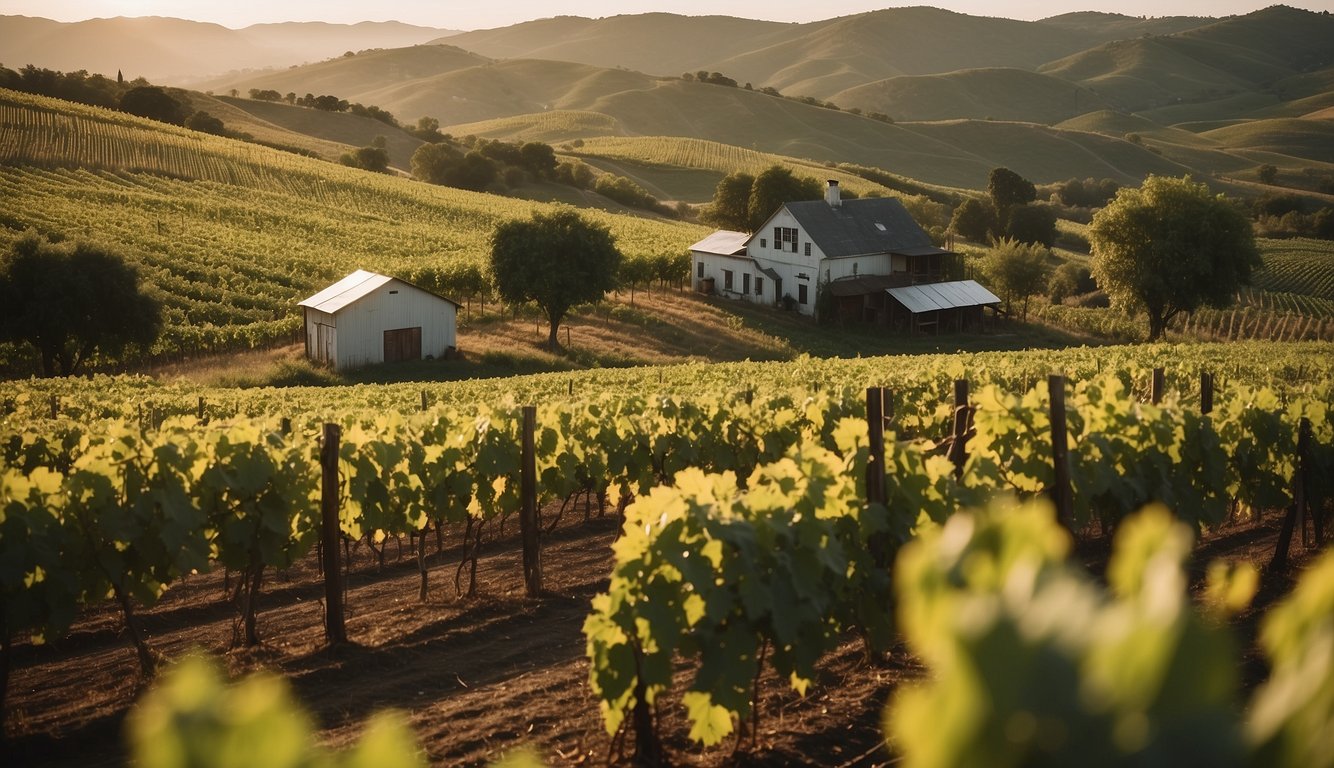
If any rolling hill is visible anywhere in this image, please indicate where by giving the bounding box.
[1038,6,1334,115]
[831,68,1112,124]
[0,15,456,83]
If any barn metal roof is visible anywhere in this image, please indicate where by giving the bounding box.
[690,230,749,256]
[299,270,460,314]
[886,280,1001,314]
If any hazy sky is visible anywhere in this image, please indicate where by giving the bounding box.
[3,1,1327,30]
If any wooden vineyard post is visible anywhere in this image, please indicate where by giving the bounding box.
[1151,367,1165,404]
[1048,375,1073,530]
[1270,417,1313,571]
[421,390,428,412]
[197,396,206,422]
[1200,371,1213,415]
[947,379,970,479]
[320,423,347,645]
[520,406,542,597]
[1299,418,1319,547]
[50,395,59,419]
[866,388,887,509]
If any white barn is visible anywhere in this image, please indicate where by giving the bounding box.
[299,270,460,371]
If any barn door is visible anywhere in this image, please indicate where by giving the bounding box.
[383,326,422,363]
[315,323,335,365]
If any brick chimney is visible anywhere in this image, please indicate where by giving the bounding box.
[825,179,841,208]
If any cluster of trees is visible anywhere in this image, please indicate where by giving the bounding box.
[1251,193,1334,240]
[411,136,558,192]
[1051,177,1121,208]
[339,136,390,173]
[0,64,138,108]
[0,232,162,376]
[950,167,1057,247]
[681,71,738,87]
[703,166,830,232]
[247,87,405,131]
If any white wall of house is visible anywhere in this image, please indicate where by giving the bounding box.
[304,282,457,371]
[692,250,771,306]
[749,208,822,315]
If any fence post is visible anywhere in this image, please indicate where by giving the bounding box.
[1151,367,1165,404]
[421,390,428,412]
[1201,371,1213,415]
[1048,375,1073,530]
[197,396,207,422]
[321,423,347,645]
[520,406,542,597]
[50,395,58,419]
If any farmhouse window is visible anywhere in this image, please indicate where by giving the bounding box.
[743,273,751,294]
[755,277,764,295]
[798,284,808,305]
[697,261,704,278]
[775,227,798,253]
[723,269,734,291]
[760,238,767,247]
[804,243,811,257]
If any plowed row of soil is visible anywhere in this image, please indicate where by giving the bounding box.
[4,505,1321,767]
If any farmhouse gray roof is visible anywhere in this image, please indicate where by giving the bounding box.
[783,197,945,259]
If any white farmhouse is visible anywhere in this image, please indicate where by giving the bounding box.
[299,270,460,371]
[691,181,998,330]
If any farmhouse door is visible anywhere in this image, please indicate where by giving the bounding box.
[383,326,422,363]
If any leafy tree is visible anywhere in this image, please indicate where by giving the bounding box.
[340,145,390,173]
[980,238,1050,320]
[949,197,997,243]
[518,142,557,178]
[411,142,460,184]
[704,171,755,231]
[594,175,663,213]
[553,160,595,189]
[412,116,446,142]
[490,210,623,350]
[1258,164,1278,185]
[1047,262,1094,305]
[987,167,1036,230]
[0,233,162,376]
[1005,202,1058,247]
[747,166,822,231]
[119,86,185,124]
[184,110,225,135]
[1090,175,1260,341]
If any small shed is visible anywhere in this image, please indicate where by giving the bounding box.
[886,279,1001,333]
[299,270,460,371]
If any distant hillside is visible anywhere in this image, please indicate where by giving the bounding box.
[216,96,425,169]
[832,68,1112,124]
[1039,6,1334,114]
[441,8,1130,100]
[1199,117,1334,163]
[0,15,456,82]
[1034,11,1211,40]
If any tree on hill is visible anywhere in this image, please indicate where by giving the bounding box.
[747,167,822,231]
[490,210,622,351]
[185,110,225,135]
[119,85,185,125]
[981,238,1050,321]
[703,171,755,231]
[1005,202,1057,247]
[949,197,997,243]
[340,145,390,173]
[988,167,1037,235]
[0,233,162,376]
[1090,175,1260,341]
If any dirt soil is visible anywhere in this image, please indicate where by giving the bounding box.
[3,505,1324,768]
